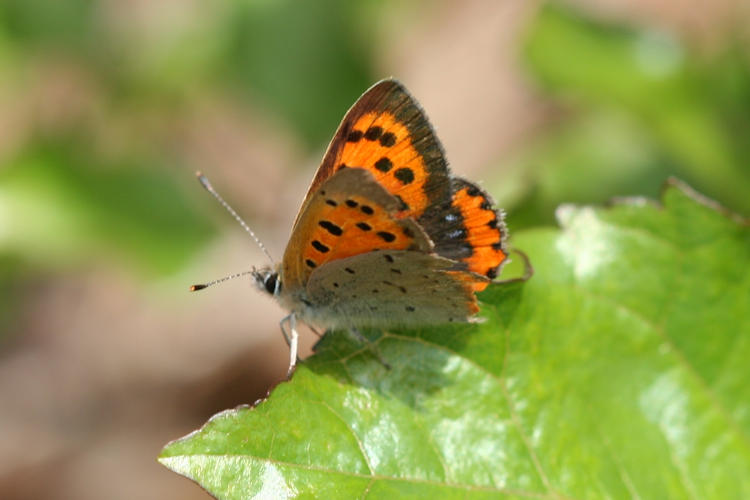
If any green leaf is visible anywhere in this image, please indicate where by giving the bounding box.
[160,180,750,499]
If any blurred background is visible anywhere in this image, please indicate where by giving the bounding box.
[0,0,747,498]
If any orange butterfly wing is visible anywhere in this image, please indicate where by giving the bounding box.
[290,79,507,291]
[296,79,450,225]
[281,168,433,292]
[280,167,489,326]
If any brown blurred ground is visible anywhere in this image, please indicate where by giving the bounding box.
[0,0,744,498]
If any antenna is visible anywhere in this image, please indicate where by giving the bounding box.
[195,171,275,264]
[190,270,255,292]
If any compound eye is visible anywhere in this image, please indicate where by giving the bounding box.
[263,273,278,294]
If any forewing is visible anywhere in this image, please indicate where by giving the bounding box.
[296,79,451,226]
[282,168,432,291]
[305,250,488,329]
[290,79,508,293]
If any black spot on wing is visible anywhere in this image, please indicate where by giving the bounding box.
[383,280,408,294]
[364,126,383,141]
[376,231,396,242]
[319,220,343,236]
[311,240,329,253]
[394,167,414,185]
[374,157,393,172]
[380,132,396,147]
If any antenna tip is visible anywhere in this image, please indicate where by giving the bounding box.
[195,171,211,190]
[190,284,208,291]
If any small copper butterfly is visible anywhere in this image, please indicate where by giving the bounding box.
[193,79,508,375]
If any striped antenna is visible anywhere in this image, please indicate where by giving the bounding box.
[190,270,255,292]
[195,171,274,264]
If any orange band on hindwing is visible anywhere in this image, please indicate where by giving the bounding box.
[450,181,507,288]
[419,178,507,291]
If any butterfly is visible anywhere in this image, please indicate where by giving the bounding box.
[194,79,508,375]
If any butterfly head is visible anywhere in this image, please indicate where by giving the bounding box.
[252,266,281,297]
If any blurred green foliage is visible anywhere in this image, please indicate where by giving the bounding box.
[221,0,376,147]
[1,139,214,273]
[0,0,95,49]
[0,0,378,144]
[502,2,750,228]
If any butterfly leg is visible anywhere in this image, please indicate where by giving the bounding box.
[350,328,391,370]
[308,325,325,338]
[280,313,299,377]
